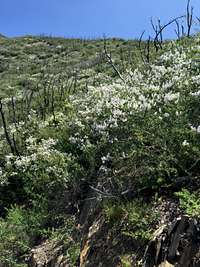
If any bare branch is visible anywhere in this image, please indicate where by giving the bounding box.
[89,185,118,199]
[158,19,163,45]
[138,30,146,63]
[186,0,194,37]
[0,99,15,154]
[145,36,151,63]
[175,19,181,39]
[103,37,125,83]
[154,15,185,44]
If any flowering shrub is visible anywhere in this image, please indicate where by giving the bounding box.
[2,36,200,193]
[59,39,200,192]
[1,35,200,265]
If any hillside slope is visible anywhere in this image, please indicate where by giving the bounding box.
[0,34,200,266]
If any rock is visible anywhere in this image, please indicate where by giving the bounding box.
[143,216,200,267]
[28,240,69,267]
[80,217,103,267]
[158,261,174,267]
[79,212,143,267]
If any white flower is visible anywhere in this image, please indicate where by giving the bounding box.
[26,136,37,145]
[164,92,180,103]
[163,113,170,118]
[190,125,200,134]
[190,91,200,96]
[182,140,189,146]
[101,153,111,164]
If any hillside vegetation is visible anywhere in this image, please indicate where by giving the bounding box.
[1,32,200,266]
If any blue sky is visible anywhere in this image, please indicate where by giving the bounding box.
[1,0,200,39]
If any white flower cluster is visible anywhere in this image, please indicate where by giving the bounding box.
[1,93,23,105]
[5,138,59,172]
[66,38,200,149]
[190,125,200,134]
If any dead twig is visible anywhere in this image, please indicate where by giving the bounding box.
[0,99,16,155]
[103,37,125,83]
[186,0,194,37]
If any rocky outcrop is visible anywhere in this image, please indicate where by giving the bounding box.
[79,215,142,267]
[144,216,200,267]
[28,240,69,267]
[28,197,200,267]
[79,214,200,267]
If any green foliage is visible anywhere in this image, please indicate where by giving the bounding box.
[175,189,200,217]
[120,255,132,267]
[104,200,159,241]
[0,206,29,266]
[1,33,200,265]
[47,216,80,266]
[0,206,78,266]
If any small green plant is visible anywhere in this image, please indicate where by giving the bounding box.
[120,254,132,267]
[0,203,57,267]
[47,216,80,267]
[104,199,159,241]
[0,206,29,267]
[175,189,200,217]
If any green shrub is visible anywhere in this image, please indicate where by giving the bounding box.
[175,189,200,217]
[0,206,29,266]
[104,199,159,241]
